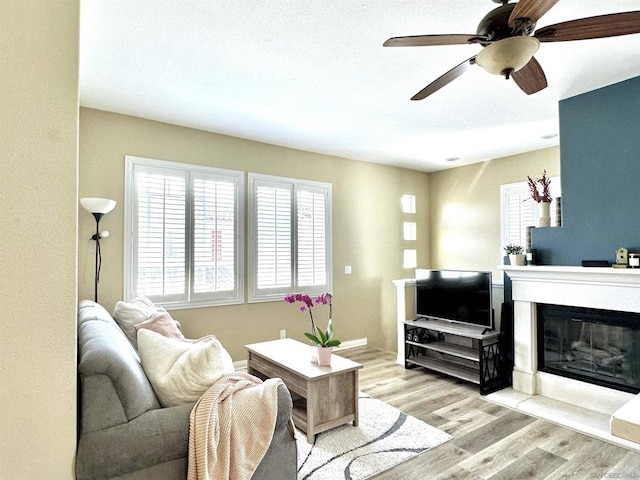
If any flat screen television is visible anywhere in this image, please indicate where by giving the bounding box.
[415,269,493,330]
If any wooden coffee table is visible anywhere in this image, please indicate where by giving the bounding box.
[245,338,363,442]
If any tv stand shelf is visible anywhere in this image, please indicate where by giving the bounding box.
[407,340,478,361]
[404,318,505,394]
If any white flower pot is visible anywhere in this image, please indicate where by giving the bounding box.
[509,254,526,266]
[316,346,333,366]
[537,201,551,227]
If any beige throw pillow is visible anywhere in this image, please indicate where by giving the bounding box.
[137,328,235,407]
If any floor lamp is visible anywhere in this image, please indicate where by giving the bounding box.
[80,197,116,303]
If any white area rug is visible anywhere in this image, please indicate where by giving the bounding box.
[296,393,452,480]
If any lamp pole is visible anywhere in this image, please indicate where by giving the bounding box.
[91,212,105,303]
[80,198,116,305]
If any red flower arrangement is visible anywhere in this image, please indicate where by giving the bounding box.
[527,170,552,203]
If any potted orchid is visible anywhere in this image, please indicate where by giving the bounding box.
[283,292,340,365]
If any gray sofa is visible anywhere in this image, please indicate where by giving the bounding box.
[76,300,297,479]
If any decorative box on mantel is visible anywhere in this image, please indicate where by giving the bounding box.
[492,265,640,451]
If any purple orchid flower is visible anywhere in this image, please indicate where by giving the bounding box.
[285,292,333,335]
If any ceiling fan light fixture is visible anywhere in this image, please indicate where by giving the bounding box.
[476,36,540,78]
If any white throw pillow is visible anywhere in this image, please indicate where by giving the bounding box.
[113,296,184,347]
[137,328,235,407]
[113,296,157,345]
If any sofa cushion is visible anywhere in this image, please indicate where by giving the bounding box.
[113,296,183,347]
[113,296,157,345]
[137,329,235,407]
[134,307,184,340]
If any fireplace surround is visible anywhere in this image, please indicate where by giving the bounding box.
[489,265,640,451]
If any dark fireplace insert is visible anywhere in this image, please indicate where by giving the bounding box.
[537,304,640,394]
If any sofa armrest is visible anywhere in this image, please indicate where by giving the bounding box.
[253,382,297,480]
[77,383,295,480]
[76,403,193,480]
[274,382,294,429]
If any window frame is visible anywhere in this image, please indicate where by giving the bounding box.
[124,155,245,309]
[248,172,333,303]
[500,176,561,253]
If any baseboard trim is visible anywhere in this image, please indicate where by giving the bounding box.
[234,360,248,370]
[335,337,368,351]
[233,337,368,370]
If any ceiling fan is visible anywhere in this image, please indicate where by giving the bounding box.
[384,0,640,100]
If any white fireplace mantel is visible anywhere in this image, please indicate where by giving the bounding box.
[501,265,640,313]
[490,265,640,451]
[500,264,640,284]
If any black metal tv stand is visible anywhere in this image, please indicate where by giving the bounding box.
[403,318,504,394]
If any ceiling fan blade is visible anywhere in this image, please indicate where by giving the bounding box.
[535,11,640,42]
[383,34,488,47]
[411,57,475,101]
[508,0,560,29]
[512,57,548,95]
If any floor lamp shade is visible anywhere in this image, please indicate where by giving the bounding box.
[80,197,117,215]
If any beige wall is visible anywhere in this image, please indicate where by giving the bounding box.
[79,108,431,356]
[429,147,561,279]
[79,108,561,359]
[1,1,79,478]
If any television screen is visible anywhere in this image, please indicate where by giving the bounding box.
[415,270,493,329]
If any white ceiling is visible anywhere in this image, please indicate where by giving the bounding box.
[79,1,640,172]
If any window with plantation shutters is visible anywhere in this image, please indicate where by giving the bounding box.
[500,177,561,255]
[125,156,244,307]
[248,173,332,302]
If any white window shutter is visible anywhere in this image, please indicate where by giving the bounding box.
[296,187,327,287]
[255,182,292,290]
[134,167,187,300]
[192,175,237,294]
[506,188,533,248]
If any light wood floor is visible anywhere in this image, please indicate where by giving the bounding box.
[337,346,640,480]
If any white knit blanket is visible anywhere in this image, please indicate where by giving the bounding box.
[187,372,282,480]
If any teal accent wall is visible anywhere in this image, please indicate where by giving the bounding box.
[532,76,640,265]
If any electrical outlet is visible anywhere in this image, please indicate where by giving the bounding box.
[280,329,286,339]
[344,265,352,275]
